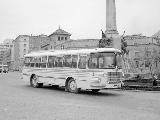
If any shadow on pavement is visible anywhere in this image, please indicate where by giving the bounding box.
[79,90,121,97]
[23,85,121,97]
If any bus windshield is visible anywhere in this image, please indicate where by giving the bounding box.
[88,52,116,69]
[116,53,122,69]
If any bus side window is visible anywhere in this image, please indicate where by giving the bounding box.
[58,57,63,67]
[54,57,63,67]
[78,55,87,69]
[64,55,72,67]
[48,56,55,68]
[30,57,35,67]
[88,57,98,69]
[34,57,37,67]
[41,56,47,68]
[54,57,58,67]
[99,57,104,68]
[35,57,41,68]
[24,57,31,67]
[35,63,38,68]
[39,57,42,67]
[72,55,78,68]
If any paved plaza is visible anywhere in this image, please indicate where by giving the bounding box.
[0,72,160,120]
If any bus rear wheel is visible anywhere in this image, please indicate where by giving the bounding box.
[67,78,80,93]
[30,75,43,88]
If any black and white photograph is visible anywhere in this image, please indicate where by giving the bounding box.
[0,0,160,120]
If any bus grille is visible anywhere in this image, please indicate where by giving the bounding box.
[108,72,122,83]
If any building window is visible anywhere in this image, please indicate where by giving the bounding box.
[135,51,140,58]
[145,60,150,68]
[24,44,26,47]
[65,37,67,40]
[155,61,158,68]
[61,37,64,40]
[24,39,26,42]
[134,42,138,46]
[58,37,60,41]
[24,49,26,53]
[135,61,139,68]
[145,51,151,57]
[61,45,64,49]
[139,61,144,69]
[78,56,87,69]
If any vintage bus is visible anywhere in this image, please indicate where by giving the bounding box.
[22,48,123,93]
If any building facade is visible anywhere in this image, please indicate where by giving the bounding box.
[54,39,100,50]
[0,44,9,64]
[0,39,14,70]
[124,34,160,76]
[13,35,30,71]
[39,27,100,50]
[29,34,49,52]
[13,34,52,70]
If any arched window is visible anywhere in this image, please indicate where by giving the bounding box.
[58,36,61,41]
[135,61,139,68]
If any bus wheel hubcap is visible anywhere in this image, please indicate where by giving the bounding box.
[69,81,77,91]
[32,76,37,86]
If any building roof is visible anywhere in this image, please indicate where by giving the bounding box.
[15,35,30,41]
[49,28,71,37]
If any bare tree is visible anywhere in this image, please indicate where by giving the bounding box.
[143,48,160,78]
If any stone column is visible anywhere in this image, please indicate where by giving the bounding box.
[106,0,117,34]
[105,0,121,50]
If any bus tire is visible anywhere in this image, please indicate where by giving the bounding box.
[91,89,100,93]
[67,78,80,93]
[30,75,43,88]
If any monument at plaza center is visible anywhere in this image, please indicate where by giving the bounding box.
[105,0,121,50]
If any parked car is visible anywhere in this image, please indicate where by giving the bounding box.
[3,69,8,73]
[0,64,9,73]
[0,69,9,73]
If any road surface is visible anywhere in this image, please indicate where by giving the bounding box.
[0,72,160,120]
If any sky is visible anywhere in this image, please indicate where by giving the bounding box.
[0,0,160,43]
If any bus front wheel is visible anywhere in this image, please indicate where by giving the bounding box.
[30,75,43,88]
[67,79,80,93]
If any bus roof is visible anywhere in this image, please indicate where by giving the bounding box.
[24,48,121,57]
